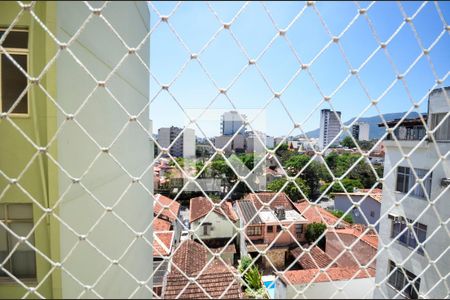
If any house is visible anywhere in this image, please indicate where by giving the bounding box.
[152,218,175,296]
[234,193,308,271]
[325,225,378,270]
[333,188,383,231]
[163,240,242,299]
[294,201,349,228]
[275,267,376,299]
[290,245,338,270]
[154,194,182,244]
[374,87,450,299]
[0,2,151,298]
[189,197,239,249]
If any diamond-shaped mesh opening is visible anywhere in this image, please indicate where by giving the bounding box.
[1,1,449,299]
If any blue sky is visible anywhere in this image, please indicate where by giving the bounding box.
[149,1,450,138]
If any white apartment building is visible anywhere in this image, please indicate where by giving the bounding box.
[319,109,342,150]
[157,126,196,158]
[214,134,245,153]
[221,110,247,135]
[374,87,450,299]
[352,122,370,141]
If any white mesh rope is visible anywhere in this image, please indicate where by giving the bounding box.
[0,1,449,299]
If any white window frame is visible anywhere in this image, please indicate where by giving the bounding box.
[396,166,432,199]
[391,216,426,255]
[0,28,30,118]
[0,203,36,280]
[387,260,421,299]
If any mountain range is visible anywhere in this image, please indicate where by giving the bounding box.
[304,112,424,140]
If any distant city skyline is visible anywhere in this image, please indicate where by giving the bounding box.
[149,1,449,138]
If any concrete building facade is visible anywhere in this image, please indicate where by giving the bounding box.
[158,126,195,158]
[319,109,342,150]
[352,122,370,141]
[374,87,450,299]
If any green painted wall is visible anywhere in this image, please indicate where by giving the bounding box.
[0,1,60,298]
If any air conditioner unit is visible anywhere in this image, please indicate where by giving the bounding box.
[441,178,450,187]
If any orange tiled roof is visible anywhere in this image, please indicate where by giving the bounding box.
[153,218,171,232]
[245,192,295,210]
[153,231,174,257]
[154,194,180,222]
[281,267,376,285]
[189,197,238,223]
[170,240,208,275]
[163,259,242,299]
[335,226,379,249]
[295,201,349,227]
[291,246,338,269]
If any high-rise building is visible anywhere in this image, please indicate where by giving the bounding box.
[374,87,450,299]
[221,111,247,135]
[0,2,152,298]
[352,122,370,141]
[318,109,342,150]
[158,126,196,158]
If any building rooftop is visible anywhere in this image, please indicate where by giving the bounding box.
[153,218,172,231]
[153,259,168,287]
[163,259,242,299]
[189,197,238,223]
[154,194,181,223]
[280,267,376,285]
[335,226,379,249]
[169,240,208,276]
[295,201,349,227]
[291,246,338,269]
[245,192,297,210]
[333,188,383,203]
[235,200,263,225]
[153,231,174,257]
[258,209,306,224]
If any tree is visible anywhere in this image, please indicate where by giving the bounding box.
[341,136,356,148]
[320,178,364,195]
[283,154,322,195]
[267,178,311,201]
[330,209,353,224]
[305,222,327,246]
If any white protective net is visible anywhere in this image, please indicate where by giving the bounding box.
[0,1,449,299]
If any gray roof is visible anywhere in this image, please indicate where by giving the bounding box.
[153,259,168,286]
[236,200,262,225]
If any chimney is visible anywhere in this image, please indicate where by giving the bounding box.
[275,206,286,220]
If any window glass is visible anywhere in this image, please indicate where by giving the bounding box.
[8,204,33,219]
[0,227,7,277]
[0,30,28,48]
[8,223,36,278]
[1,54,28,114]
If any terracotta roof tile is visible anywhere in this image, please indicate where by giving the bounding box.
[291,246,338,269]
[189,197,238,223]
[153,231,174,257]
[294,201,349,227]
[154,194,180,222]
[164,259,242,299]
[245,192,295,210]
[335,226,379,249]
[153,218,171,232]
[281,267,376,285]
[170,240,208,275]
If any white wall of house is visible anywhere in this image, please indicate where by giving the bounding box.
[192,211,236,240]
[56,2,152,298]
[275,277,375,299]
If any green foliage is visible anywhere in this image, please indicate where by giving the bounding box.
[267,178,311,201]
[320,178,364,195]
[324,153,378,189]
[341,136,356,148]
[330,209,354,224]
[305,222,327,244]
[238,255,253,274]
[244,288,268,299]
[244,265,263,291]
[283,154,323,195]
